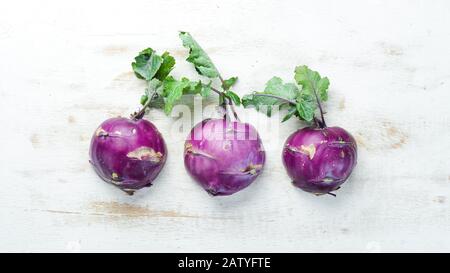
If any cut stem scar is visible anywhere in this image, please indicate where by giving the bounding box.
[127,146,163,163]
[287,143,316,160]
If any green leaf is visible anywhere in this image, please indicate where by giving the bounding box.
[294,65,330,101]
[163,76,187,115]
[219,93,225,106]
[264,77,298,100]
[242,77,299,117]
[295,92,316,122]
[140,94,148,105]
[148,95,165,109]
[145,78,165,109]
[154,52,175,81]
[180,78,201,95]
[317,77,330,101]
[222,77,238,90]
[179,31,219,78]
[243,66,330,123]
[146,78,163,95]
[201,81,212,98]
[132,48,163,80]
[242,94,275,117]
[293,65,330,121]
[161,76,212,114]
[282,106,297,122]
[225,90,241,106]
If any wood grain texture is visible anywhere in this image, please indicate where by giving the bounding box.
[0,0,449,252]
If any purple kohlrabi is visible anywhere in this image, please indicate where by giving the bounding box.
[184,118,266,196]
[282,126,357,195]
[89,117,167,195]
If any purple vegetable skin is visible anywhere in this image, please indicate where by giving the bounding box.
[89,117,167,195]
[184,118,265,196]
[282,126,357,195]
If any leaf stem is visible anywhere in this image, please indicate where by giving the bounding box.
[228,102,240,121]
[210,86,223,96]
[252,93,296,105]
[211,85,240,121]
[314,117,324,128]
[218,75,225,84]
[311,85,326,128]
[204,53,240,121]
[131,91,158,120]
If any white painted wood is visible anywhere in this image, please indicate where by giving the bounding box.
[0,0,449,252]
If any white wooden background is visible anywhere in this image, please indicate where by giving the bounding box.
[1,0,449,252]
